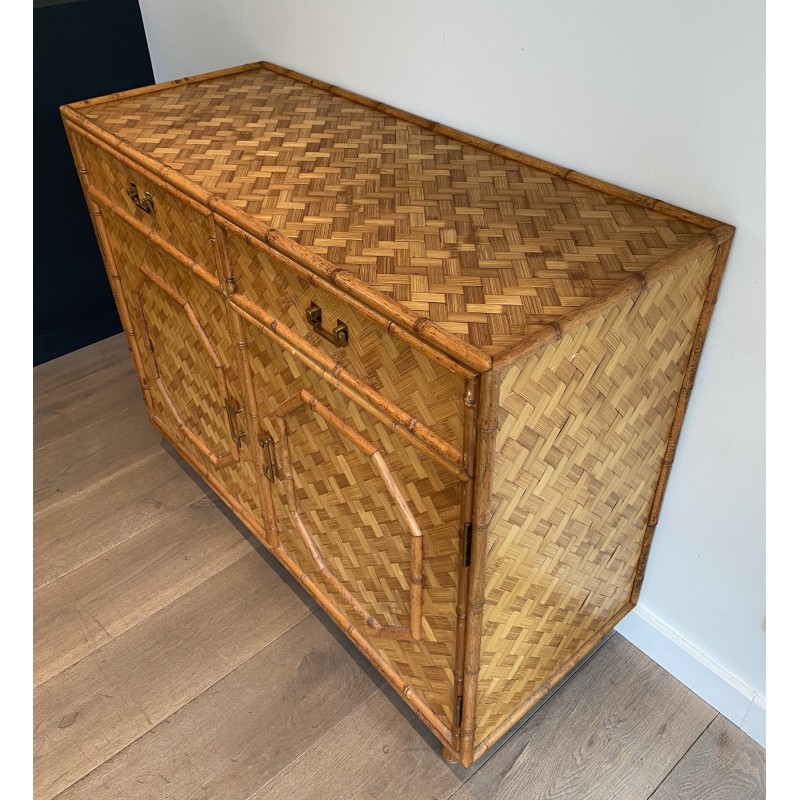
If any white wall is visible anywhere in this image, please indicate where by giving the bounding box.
[138,0,766,743]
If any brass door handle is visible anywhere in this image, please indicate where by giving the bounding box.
[258,433,278,483]
[305,301,348,348]
[127,182,155,214]
[224,398,246,447]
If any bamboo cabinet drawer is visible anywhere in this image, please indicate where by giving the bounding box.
[75,132,219,271]
[62,62,734,767]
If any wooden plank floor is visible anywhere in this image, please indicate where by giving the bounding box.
[33,334,766,800]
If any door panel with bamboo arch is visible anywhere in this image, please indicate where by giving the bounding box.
[239,313,465,729]
[98,209,265,528]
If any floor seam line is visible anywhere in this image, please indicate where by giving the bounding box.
[33,487,210,594]
[644,713,718,800]
[240,681,388,800]
[34,541,258,690]
[48,605,315,800]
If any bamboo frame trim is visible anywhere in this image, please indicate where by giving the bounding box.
[258,61,725,232]
[212,219,280,548]
[65,127,156,418]
[452,377,478,752]
[275,390,425,641]
[132,282,239,468]
[459,370,499,765]
[87,185,221,292]
[631,236,733,602]
[152,414,457,749]
[492,226,734,371]
[67,62,265,109]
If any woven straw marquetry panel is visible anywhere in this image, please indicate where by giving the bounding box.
[81,67,708,355]
[241,318,463,728]
[63,62,735,766]
[475,249,716,741]
[225,229,466,452]
[79,136,217,270]
[100,210,264,524]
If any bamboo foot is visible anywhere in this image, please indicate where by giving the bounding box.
[441,743,460,764]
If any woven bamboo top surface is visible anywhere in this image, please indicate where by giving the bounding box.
[73,63,714,359]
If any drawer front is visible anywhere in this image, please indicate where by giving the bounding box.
[239,307,464,730]
[99,207,266,529]
[76,133,218,271]
[222,227,467,459]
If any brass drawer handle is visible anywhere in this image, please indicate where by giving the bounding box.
[127,181,155,214]
[306,301,348,348]
[258,433,278,483]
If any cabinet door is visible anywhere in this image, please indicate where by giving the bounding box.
[238,311,464,731]
[98,208,266,529]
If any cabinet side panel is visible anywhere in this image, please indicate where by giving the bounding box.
[476,248,716,743]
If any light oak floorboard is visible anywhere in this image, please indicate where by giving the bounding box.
[250,687,467,800]
[33,403,162,512]
[447,635,717,800]
[34,448,207,591]
[648,715,766,800]
[34,549,313,800]
[57,613,385,800]
[34,338,766,800]
[33,334,129,398]
[34,496,256,686]
[34,355,143,449]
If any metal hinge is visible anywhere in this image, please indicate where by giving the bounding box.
[455,695,463,729]
[462,522,473,568]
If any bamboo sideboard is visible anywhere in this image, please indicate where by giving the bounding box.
[61,62,733,767]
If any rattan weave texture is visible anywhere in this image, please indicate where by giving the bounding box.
[476,249,715,741]
[242,320,464,726]
[79,67,707,357]
[62,61,733,767]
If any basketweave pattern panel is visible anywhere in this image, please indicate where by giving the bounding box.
[476,250,715,741]
[81,68,707,355]
[80,137,217,270]
[225,230,465,452]
[241,320,462,727]
[101,211,264,523]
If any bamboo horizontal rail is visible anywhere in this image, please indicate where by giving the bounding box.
[259,61,726,231]
[470,600,634,763]
[65,62,265,108]
[87,186,221,292]
[211,214,486,376]
[492,230,730,371]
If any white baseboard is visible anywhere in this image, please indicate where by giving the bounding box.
[615,606,765,747]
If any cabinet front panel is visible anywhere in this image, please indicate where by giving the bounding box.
[78,135,218,271]
[239,311,463,731]
[100,209,265,528]
[224,228,466,457]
